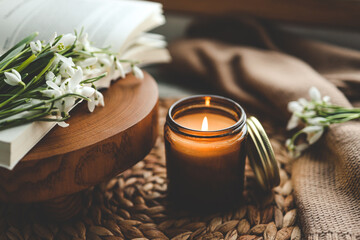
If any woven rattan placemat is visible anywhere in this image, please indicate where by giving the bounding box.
[0,99,300,240]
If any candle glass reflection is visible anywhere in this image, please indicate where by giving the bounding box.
[164,95,248,210]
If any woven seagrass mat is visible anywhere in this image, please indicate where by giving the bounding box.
[0,99,301,240]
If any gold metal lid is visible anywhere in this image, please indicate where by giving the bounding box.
[246,116,280,191]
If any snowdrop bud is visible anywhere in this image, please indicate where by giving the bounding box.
[298,98,308,107]
[294,143,309,157]
[54,75,62,86]
[58,121,69,127]
[307,117,327,126]
[98,56,111,67]
[302,110,316,118]
[302,125,324,145]
[133,66,144,79]
[80,57,98,68]
[285,139,293,149]
[309,86,321,102]
[323,95,331,104]
[53,33,76,51]
[4,69,25,87]
[95,91,104,107]
[286,114,300,130]
[115,60,125,78]
[288,101,303,113]
[45,71,55,82]
[302,125,323,133]
[78,86,95,98]
[30,40,42,54]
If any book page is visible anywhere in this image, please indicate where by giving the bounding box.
[0,0,164,53]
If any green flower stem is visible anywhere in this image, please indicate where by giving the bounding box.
[0,93,89,120]
[330,114,360,123]
[290,129,305,145]
[0,85,27,109]
[81,73,107,84]
[0,110,51,131]
[326,113,360,120]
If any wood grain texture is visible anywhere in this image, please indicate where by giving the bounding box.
[0,72,159,203]
[155,0,360,28]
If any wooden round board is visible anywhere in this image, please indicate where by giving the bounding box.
[0,72,158,203]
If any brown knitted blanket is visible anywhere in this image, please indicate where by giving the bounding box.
[169,17,360,239]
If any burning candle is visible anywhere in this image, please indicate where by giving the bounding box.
[164,96,247,210]
[164,95,280,210]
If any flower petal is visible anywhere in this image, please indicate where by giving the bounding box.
[302,125,323,133]
[87,100,96,112]
[133,66,144,79]
[78,86,95,97]
[307,128,324,144]
[307,117,327,126]
[4,72,21,86]
[288,101,303,113]
[116,60,125,78]
[309,86,321,102]
[45,71,55,82]
[46,81,61,91]
[58,121,69,127]
[287,114,300,130]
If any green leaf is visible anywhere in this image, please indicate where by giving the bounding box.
[0,32,38,66]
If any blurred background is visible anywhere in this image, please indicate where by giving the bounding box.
[144,2,360,98]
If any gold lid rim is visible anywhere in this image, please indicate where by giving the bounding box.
[246,116,280,191]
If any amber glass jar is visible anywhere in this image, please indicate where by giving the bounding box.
[164,95,248,209]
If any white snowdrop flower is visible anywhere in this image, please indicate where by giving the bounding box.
[68,67,83,91]
[293,143,309,158]
[298,98,308,106]
[301,110,316,118]
[133,65,144,79]
[57,121,69,127]
[60,64,75,78]
[56,54,75,78]
[45,71,62,86]
[288,101,303,113]
[30,40,42,54]
[78,57,98,68]
[323,95,331,104]
[307,117,327,126]
[45,71,55,82]
[115,60,126,78]
[285,139,294,151]
[87,90,104,112]
[4,69,25,87]
[302,125,324,145]
[43,68,83,114]
[286,114,300,130]
[52,33,76,51]
[309,86,321,102]
[77,86,95,98]
[42,81,63,98]
[97,54,112,67]
[75,32,91,51]
[49,32,57,47]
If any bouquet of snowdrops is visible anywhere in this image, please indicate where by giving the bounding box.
[286,87,360,158]
[0,30,143,130]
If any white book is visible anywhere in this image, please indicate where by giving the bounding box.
[0,0,170,169]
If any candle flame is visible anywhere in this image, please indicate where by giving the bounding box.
[201,116,208,131]
[205,97,211,106]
